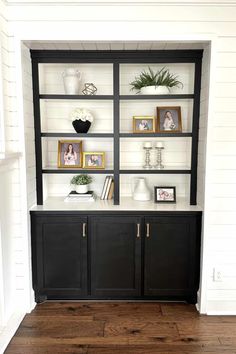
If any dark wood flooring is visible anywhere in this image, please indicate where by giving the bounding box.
[4,302,236,353]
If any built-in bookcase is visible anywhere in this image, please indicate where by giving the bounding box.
[31,50,202,205]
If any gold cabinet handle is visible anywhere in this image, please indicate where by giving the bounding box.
[146,223,150,238]
[82,223,86,237]
[137,223,140,238]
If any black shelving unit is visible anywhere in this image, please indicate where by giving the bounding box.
[31,50,203,206]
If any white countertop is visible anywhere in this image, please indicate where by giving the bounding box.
[30,197,202,212]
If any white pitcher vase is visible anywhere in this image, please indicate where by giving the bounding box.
[132,177,151,201]
[62,68,82,94]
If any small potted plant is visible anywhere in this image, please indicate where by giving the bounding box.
[130,67,183,95]
[70,108,94,133]
[70,174,92,194]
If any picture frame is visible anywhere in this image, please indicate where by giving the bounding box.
[133,116,155,133]
[58,140,82,168]
[83,152,105,169]
[154,186,176,203]
[156,106,182,133]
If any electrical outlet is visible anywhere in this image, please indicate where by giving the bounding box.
[213,268,223,282]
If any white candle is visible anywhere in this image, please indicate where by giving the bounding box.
[155,141,164,148]
[143,141,152,148]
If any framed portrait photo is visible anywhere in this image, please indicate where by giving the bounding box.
[83,152,105,169]
[133,116,155,133]
[154,186,176,203]
[156,106,182,133]
[58,140,82,168]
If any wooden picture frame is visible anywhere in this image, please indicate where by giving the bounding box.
[154,186,176,203]
[133,116,155,133]
[83,152,105,169]
[58,140,82,168]
[156,107,182,133]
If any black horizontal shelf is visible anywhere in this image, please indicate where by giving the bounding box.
[39,94,113,100]
[42,169,114,174]
[41,133,114,138]
[120,94,194,100]
[120,132,192,138]
[120,169,191,174]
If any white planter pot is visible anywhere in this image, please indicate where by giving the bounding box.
[140,86,169,95]
[62,68,82,94]
[75,184,89,194]
[132,177,151,201]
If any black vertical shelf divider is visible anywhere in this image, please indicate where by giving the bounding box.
[113,62,120,205]
[190,58,202,205]
[31,50,203,207]
[32,59,43,205]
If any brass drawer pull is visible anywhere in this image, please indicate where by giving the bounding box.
[137,223,140,238]
[146,223,150,238]
[82,223,86,237]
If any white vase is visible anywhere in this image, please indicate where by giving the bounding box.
[75,184,89,194]
[62,68,82,94]
[132,177,151,201]
[140,86,169,95]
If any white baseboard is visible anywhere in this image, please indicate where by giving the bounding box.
[0,312,25,354]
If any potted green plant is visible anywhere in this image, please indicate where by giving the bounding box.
[130,67,183,95]
[70,174,92,194]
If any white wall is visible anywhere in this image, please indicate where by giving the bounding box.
[0,0,235,317]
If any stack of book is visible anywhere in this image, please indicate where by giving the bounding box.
[64,191,96,203]
[100,176,114,200]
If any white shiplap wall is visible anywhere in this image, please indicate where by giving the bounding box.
[3,0,236,315]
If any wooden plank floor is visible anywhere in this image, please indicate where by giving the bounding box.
[4,302,236,353]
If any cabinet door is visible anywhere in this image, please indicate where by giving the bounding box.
[31,215,87,300]
[90,216,142,297]
[144,216,200,299]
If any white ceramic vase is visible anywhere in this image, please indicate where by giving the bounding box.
[62,68,82,94]
[75,184,89,194]
[132,177,151,201]
[140,85,169,95]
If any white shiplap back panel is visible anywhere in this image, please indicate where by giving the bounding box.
[39,63,113,95]
[41,100,113,133]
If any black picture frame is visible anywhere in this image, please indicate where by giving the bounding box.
[154,186,176,203]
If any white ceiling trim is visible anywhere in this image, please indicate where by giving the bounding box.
[4,0,236,5]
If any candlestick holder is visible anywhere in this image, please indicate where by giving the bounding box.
[154,146,164,169]
[143,147,153,169]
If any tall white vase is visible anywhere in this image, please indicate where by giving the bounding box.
[62,68,82,94]
[132,177,151,201]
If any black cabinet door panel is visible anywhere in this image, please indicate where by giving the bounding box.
[32,215,87,298]
[144,216,199,297]
[90,216,141,297]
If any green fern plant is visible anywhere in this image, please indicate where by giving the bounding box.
[130,67,183,93]
[71,174,92,186]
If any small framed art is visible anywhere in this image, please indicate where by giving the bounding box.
[133,116,155,133]
[58,140,82,168]
[83,152,105,169]
[156,106,182,133]
[154,186,176,203]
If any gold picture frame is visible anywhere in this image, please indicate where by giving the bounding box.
[133,116,155,133]
[83,152,105,169]
[156,106,182,133]
[57,140,82,168]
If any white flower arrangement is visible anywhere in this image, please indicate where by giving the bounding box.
[70,108,94,123]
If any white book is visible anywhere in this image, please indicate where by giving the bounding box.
[101,176,109,200]
[105,176,113,200]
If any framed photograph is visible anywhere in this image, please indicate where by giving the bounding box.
[83,152,105,169]
[58,140,82,168]
[133,116,155,133]
[154,186,176,203]
[156,107,182,133]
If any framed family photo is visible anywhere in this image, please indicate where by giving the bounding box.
[133,116,155,133]
[83,152,105,169]
[156,107,182,133]
[154,186,176,203]
[58,140,82,168]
